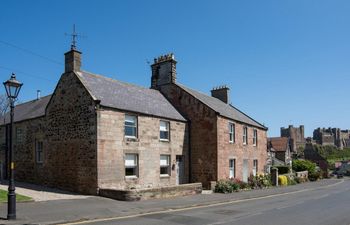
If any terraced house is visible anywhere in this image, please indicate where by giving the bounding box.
[0,47,267,196]
[151,54,268,187]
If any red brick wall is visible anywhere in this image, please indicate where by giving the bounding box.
[216,117,267,181]
[159,84,218,188]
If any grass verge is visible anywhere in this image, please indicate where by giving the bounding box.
[0,189,32,203]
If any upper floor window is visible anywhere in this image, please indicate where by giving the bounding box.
[125,115,137,138]
[35,140,43,163]
[160,155,171,176]
[160,121,170,141]
[125,154,138,178]
[253,129,258,146]
[243,126,248,145]
[229,122,235,143]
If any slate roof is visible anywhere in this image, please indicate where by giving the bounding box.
[268,137,289,152]
[177,84,267,129]
[76,71,186,121]
[0,95,51,125]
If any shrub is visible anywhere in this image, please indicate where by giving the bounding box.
[278,175,288,185]
[295,176,308,183]
[275,166,290,174]
[214,179,240,193]
[292,159,316,174]
[309,171,322,181]
[286,176,297,185]
[248,174,272,189]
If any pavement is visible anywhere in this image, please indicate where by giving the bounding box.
[0,178,345,225]
[0,181,89,201]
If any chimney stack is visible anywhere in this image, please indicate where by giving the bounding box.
[37,90,41,100]
[64,49,82,72]
[211,85,230,104]
[151,53,177,89]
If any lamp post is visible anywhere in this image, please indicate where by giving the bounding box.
[3,73,22,220]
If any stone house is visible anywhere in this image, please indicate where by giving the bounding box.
[0,48,268,194]
[267,137,292,166]
[151,54,268,186]
[0,48,189,194]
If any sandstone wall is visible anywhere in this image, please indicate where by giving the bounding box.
[97,108,188,190]
[217,116,267,181]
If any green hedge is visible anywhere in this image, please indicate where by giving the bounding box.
[292,159,316,174]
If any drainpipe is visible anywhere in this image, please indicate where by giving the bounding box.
[188,120,192,183]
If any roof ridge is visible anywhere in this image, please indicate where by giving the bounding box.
[176,83,267,130]
[79,70,159,93]
[228,103,267,130]
[13,94,52,107]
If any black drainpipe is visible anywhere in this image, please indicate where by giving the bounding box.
[188,120,192,183]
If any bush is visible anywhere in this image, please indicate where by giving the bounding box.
[286,176,297,185]
[295,177,308,183]
[275,166,290,174]
[278,175,288,185]
[292,159,316,174]
[248,174,272,189]
[214,179,240,193]
[309,171,322,181]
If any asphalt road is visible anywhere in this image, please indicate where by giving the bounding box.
[73,179,350,225]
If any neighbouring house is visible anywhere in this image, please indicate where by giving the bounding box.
[267,137,292,167]
[151,54,268,186]
[0,48,189,196]
[0,47,268,196]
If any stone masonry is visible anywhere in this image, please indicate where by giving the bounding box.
[97,108,188,190]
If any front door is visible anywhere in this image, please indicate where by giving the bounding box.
[176,155,184,185]
[243,159,249,183]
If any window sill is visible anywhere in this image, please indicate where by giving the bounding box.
[229,141,235,144]
[160,139,170,142]
[125,137,138,142]
[125,176,138,180]
[160,174,170,178]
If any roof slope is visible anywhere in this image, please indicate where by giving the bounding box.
[77,71,186,121]
[268,137,289,152]
[177,84,267,129]
[0,95,51,125]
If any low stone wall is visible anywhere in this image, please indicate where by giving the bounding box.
[296,171,308,179]
[99,183,202,201]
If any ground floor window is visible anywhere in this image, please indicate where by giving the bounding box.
[160,155,170,176]
[125,154,138,178]
[253,159,258,176]
[229,159,235,178]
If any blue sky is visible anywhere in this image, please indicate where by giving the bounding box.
[1,0,349,137]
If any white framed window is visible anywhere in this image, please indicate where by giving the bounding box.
[243,126,248,145]
[125,115,137,138]
[160,155,171,176]
[229,159,235,178]
[253,159,258,176]
[253,129,258,146]
[125,154,138,178]
[229,122,235,143]
[160,121,170,141]
[35,140,43,163]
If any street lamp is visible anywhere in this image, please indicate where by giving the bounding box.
[3,73,22,220]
